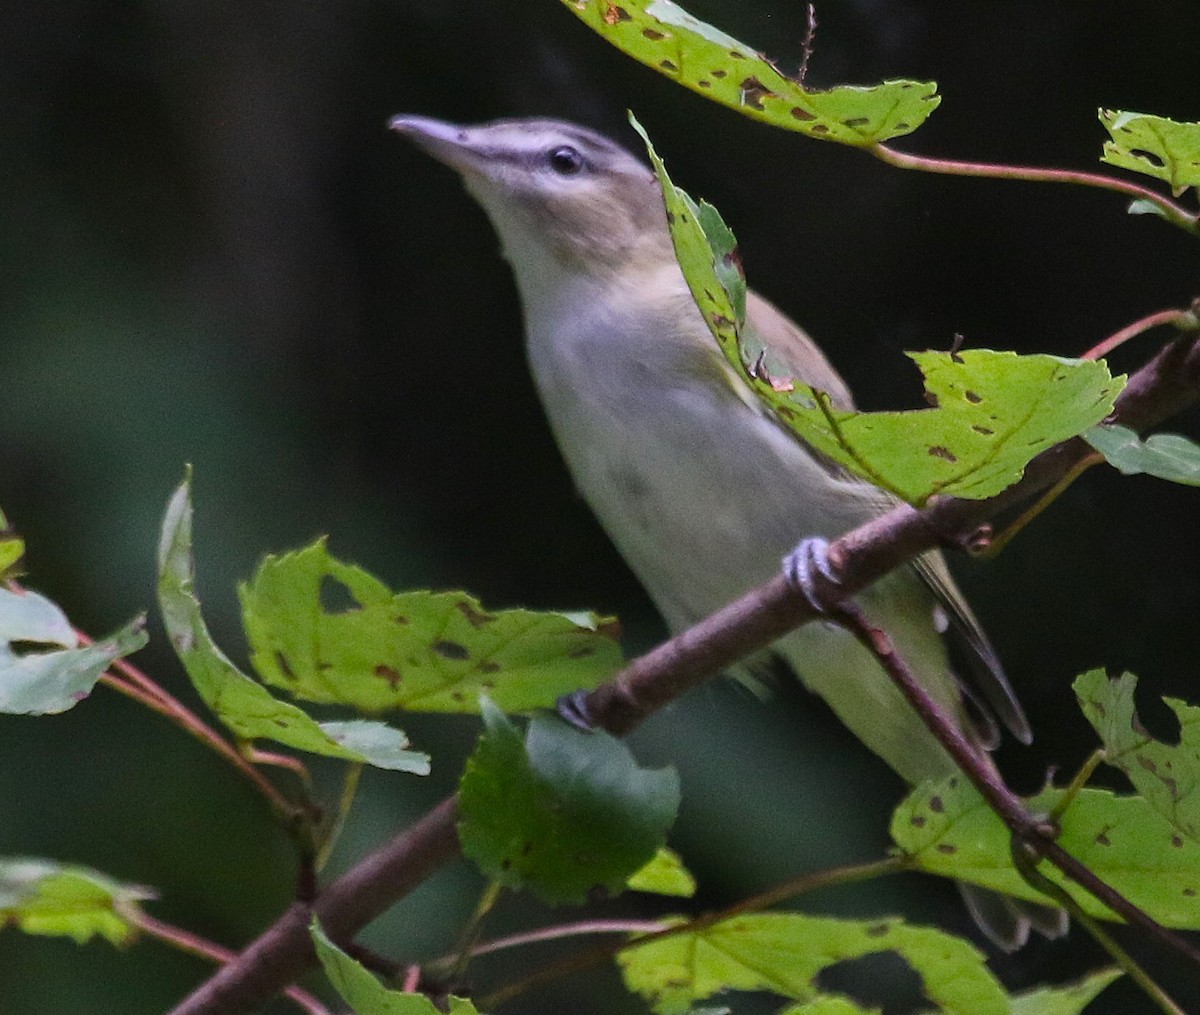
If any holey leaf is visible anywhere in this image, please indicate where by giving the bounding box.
[157,475,429,774]
[634,118,1124,506]
[564,0,939,144]
[458,700,680,904]
[1100,109,1200,196]
[618,912,1006,1015]
[892,776,1200,928]
[240,540,622,714]
[0,588,146,715]
[1075,670,1200,843]
[312,919,480,1015]
[0,857,155,946]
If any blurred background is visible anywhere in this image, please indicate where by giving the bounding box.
[2,1,1199,1012]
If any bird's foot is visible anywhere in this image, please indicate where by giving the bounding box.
[556,690,597,732]
[782,537,843,615]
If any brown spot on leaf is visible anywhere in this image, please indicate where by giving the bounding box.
[790,106,815,121]
[929,796,944,813]
[844,117,869,127]
[972,425,994,436]
[659,59,679,72]
[602,4,631,25]
[711,68,727,79]
[964,390,982,403]
[275,651,297,681]
[928,446,958,462]
[393,614,410,625]
[739,76,776,110]
[456,601,495,627]
[698,79,711,89]
[1172,834,1184,848]
[451,690,465,702]
[479,660,501,674]
[1138,757,1158,774]
[866,923,890,937]
[1095,831,1111,846]
[895,121,910,131]
[935,843,957,854]
[1185,887,1197,897]
[643,28,666,40]
[811,123,829,134]
[374,664,402,688]
[433,640,469,660]
[567,645,596,659]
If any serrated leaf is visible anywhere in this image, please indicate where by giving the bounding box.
[312,918,479,1014]
[1009,967,1122,1015]
[0,588,147,715]
[633,118,1124,506]
[563,0,938,143]
[627,846,696,897]
[0,508,24,578]
[157,476,429,774]
[618,912,1005,1015]
[1100,109,1200,196]
[1085,423,1200,485]
[0,858,154,946]
[240,539,622,715]
[1075,669,1200,843]
[458,700,680,904]
[891,777,1200,927]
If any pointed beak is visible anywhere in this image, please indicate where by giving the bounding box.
[389,115,486,176]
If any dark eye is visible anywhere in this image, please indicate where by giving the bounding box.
[547,145,584,175]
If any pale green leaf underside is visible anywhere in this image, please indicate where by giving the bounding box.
[618,912,1006,1015]
[1075,669,1200,843]
[1100,109,1200,196]
[458,701,680,905]
[0,587,147,715]
[0,857,154,946]
[1009,967,1123,1015]
[1085,423,1200,485]
[892,777,1200,927]
[157,477,429,774]
[240,539,622,715]
[633,117,1123,506]
[312,919,479,1014]
[563,0,938,144]
[627,846,697,897]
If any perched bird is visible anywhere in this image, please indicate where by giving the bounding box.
[391,114,1059,947]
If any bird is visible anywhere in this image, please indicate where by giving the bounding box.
[390,113,1061,948]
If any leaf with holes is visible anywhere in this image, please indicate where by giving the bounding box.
[0,587,147,715]
[458,700,680,905]
[892,776,1200,927]
[563,0,939,144]
[1085,423,1200,486]
[157,475,428,774]
[1075,669,1200,844]
[636,119,1124,506]
[240,540,622,715]
[0,858,155,946]
[1100,109,1200,196]
[313,918,480,1014]
[618,912,1006,1015]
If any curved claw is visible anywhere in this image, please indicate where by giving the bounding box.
[556,690,597,732]
[782,537,842,614]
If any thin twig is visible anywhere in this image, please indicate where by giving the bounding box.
[1082,306,1198,361]
[870,145,1200,236]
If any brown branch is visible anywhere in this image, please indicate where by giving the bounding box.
[168,332,1200,1015]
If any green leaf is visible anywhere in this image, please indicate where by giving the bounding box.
[1009,967,1122,1015]
[0,588,147,715]
[0,857,154,946]
[312,918,479,1014]
[0,508,24,578]
[1100,109,1200,196]
[782,998,878,1015]
[1075,669,1200,843]
[157,476,429,774]
[618,912,1006,1015]
[633,118,1124,506]
[240,539,622,714]
[891,776,1200,927]
[627,846,696,897]
[1085,423,1200,485]
[563,0,939,144]
[458,700,680,904]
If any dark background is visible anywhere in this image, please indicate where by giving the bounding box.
[2,1,1199,1012]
